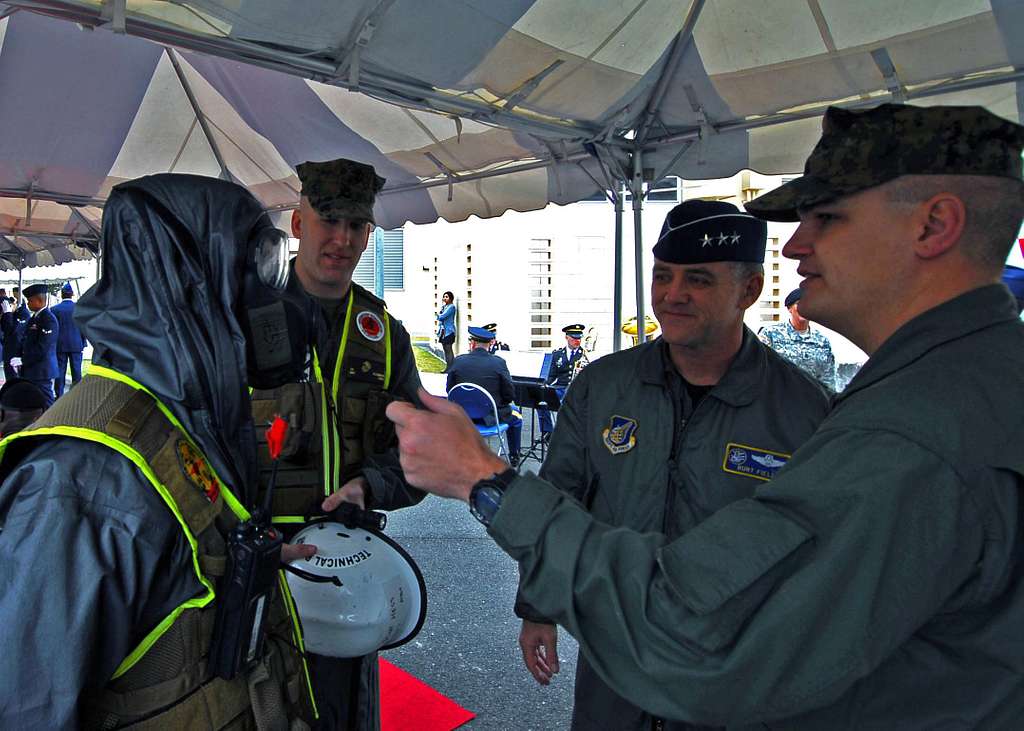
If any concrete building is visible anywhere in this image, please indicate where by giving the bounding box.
[372,172,865,369]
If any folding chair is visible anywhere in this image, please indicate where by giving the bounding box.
[447,383,510,462]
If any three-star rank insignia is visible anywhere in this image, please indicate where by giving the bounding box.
[602,415,638,455]
[176,439,220,503]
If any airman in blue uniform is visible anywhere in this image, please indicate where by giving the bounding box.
[1,289,29,382]
[51,282,88,397]
[483,322,510,353]
[538,323,586,434]
[19,283,59,406]
[447,325,522,465]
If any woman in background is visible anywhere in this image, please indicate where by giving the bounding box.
[437,291,457,367]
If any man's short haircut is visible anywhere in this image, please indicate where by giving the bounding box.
[731,261,765,282]
[883,175,1024,269]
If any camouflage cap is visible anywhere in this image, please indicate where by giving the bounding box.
[296,158,386,223]
[746,104,1024,222]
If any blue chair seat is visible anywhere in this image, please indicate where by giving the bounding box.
[447,382,510,461]
[476,423,509,438]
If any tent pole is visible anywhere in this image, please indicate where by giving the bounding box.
[636,0,706,144]
[631,149,646,345]
[17,252,23,302]
[612,191,624,352]
[166,49,235,183]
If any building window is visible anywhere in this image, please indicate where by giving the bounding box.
[352,227,405,291]
[529,239,553,349]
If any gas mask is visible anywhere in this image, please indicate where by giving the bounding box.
[240,224,315,389]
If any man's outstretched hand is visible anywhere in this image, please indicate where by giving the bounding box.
[386,388,508,501]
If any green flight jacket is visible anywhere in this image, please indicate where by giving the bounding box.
[498,285,1024,728]
[518,329,830,730]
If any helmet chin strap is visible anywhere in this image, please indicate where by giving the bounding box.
[283,563,342,586]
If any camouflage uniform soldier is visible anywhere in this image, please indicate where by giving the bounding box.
[252,158,426,731]
[758,288,836,389]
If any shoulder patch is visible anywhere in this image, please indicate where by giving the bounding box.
[176,440,220,503]
[355,310,386,342]
[722,442,790,481]
[602,415,638,455]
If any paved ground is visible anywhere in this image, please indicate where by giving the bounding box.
[381,372,578,729]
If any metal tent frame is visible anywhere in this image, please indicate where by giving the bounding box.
[2,0,1022,349]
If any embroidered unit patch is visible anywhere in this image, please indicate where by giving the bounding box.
[722,442,791,481]
[356,310,385,342]
[177,439,220,503]
[602,415,638,455]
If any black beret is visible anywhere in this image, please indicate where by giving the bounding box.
[654,200,766,264]
[784,288,802,308]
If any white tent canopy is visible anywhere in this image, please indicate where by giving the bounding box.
[1,0,1020,232]
[0,0,1021,340]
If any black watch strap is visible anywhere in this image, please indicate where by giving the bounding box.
[469,468,518,527]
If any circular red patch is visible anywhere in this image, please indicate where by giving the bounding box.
[356,311,385,342]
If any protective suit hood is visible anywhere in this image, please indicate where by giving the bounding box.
[77,173,290,501]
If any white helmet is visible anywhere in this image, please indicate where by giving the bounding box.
[285,521,426,658]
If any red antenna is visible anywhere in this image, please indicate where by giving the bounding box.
[260,416,289,520]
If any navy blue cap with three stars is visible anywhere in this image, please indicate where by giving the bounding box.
[562,324,585,338]
[654,199,767,265]
[468,326,496,342]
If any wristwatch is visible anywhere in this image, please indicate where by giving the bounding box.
[468,468,518,527]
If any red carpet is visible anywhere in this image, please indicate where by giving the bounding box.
[379,658,476,731]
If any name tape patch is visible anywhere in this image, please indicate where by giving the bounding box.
[722,442,790,481]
